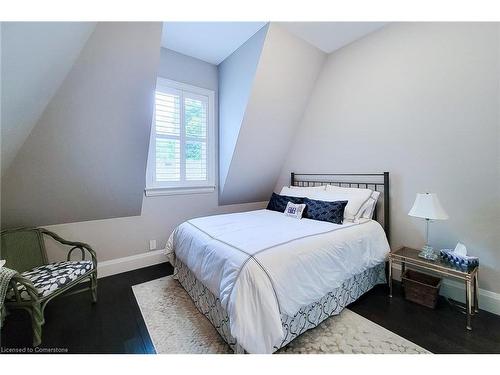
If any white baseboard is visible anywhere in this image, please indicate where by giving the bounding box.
[97,249,168,279]
[392,264,500,316]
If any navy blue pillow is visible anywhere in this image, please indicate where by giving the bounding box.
[267,192,305,213]
[303,198,348,224]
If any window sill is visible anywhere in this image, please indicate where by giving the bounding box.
[145,186,216,197]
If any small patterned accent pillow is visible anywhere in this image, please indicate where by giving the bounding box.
[267,192,305,212]
[303,198,348,224]
[284,202,306,219]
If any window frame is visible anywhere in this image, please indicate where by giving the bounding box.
[145,77,216,197]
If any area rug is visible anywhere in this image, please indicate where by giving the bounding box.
[132,276,429,354]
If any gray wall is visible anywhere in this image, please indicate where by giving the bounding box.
[220,23,326,204]
[43,48,266,262]
[218,24,268,191]
[277,23,500,293]
[158,47,218,90]
[2,22,162,228]
[1,22,96,175]
[498,23,500,221]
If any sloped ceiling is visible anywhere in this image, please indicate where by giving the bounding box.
[218,24,269,192]
[1,22,96,176]
[1,22,162,228]
[219,23,326,204]
[277,22,387,53]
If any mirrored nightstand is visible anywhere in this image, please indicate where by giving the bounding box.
[388,247,479,331]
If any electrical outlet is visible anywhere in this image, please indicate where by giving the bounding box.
[149,240,157,251]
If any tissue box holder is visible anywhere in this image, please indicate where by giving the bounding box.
[440,249,479,271]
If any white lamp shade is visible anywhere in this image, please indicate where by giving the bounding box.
[408,193,449,220]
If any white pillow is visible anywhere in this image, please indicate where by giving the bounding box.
[289,185,326,191]
[284,202,306,219]
[359,190,381,219]
[313,185,374,221]
[279,185,325,198]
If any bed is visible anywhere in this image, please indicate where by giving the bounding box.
[166,172,391,354]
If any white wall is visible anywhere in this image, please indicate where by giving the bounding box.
[1,22,96,175]
[218,24,268,191]
[498,23,500,217]
[158,47,219,89]
[220,23,326,204]
[2,22,162,228]
[278,23,500,293]
[44,48,266,263]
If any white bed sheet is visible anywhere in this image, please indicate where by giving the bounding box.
[166,209,389,353]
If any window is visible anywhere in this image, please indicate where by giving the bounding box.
[146,78,215,196]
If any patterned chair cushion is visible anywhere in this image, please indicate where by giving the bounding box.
[6,260,94,302]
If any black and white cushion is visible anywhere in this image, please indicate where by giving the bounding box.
[6,260,94,301]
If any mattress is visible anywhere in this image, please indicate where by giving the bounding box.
[166,209,390,353]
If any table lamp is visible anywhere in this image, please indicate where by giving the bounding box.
[408,192,449,260]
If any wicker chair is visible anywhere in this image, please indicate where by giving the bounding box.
[1,228,97,346]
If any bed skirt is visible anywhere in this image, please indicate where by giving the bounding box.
[174,258,386,353]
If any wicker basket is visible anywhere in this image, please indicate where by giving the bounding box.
[402,269,442,309]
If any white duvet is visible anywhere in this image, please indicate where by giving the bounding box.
[166,209,389,353]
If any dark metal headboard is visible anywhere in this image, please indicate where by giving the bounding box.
[290,172,390,242]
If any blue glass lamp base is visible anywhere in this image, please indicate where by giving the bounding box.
[418,245,438,261]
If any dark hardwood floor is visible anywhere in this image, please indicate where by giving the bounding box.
[1,262,499,354]
[349,283,500,354]
[1,262,173,354]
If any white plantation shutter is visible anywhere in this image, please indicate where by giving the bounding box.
[146,78,215,194]
[184,93,208,181]
[154,88,181,182]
